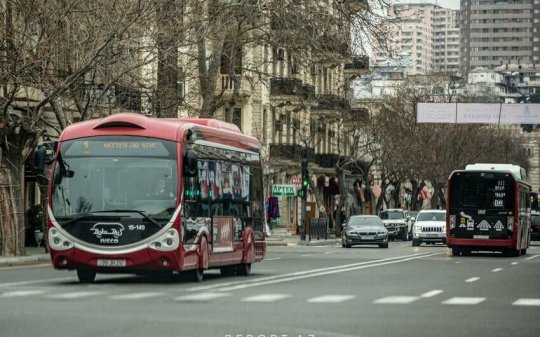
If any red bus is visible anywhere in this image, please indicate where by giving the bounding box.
[35,112,266,283]
[446,164,531,256]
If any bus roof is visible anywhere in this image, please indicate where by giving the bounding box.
[58,112,260,153]
[464,163,526,180]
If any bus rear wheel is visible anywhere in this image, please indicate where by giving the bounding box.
[451,247,461,256]
[238,263,251,276]
[77,268,96,283]
[192,268,204,282]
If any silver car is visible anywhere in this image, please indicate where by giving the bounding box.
[342,215,389,248]
[412,210,447,246]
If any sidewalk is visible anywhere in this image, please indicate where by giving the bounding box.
[265,227,339,247]
[0,246,50,267]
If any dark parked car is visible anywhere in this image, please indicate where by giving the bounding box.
[531,211,540,241]
[379,208,411,241]
[342,215,389,248]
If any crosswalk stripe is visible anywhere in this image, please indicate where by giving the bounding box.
[374,296,419,304]
[513,299,540,306]
[420,290,443,298]
[174,292,231,302]
[46,291,103,299]
[241,294,291,302]
[492,268,502,272]
[307,295,355,303]
[110,292,164,300]
[442,297,486,305]
[465,277,480,283]
[0,290,46,298]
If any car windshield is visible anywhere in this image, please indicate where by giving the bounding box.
[348,217,383,227]
[380,211,404,220]
[416,212,446,222]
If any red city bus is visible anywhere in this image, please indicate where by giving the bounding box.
[35,112,266,283]
[446,164,531,256]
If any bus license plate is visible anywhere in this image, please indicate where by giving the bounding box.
[97,259,126,267]
[473,235,489,239]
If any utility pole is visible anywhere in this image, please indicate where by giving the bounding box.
[299,158,309,241]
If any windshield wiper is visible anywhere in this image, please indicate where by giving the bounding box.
[58,213,93,228]
[92,209,163,228]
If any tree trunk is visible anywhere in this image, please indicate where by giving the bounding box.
[0,164,25,256]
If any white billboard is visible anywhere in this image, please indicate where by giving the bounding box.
[416,103,540,124]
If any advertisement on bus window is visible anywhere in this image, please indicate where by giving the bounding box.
[213,216,234,252]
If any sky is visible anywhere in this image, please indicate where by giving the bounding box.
[396,0,460,10]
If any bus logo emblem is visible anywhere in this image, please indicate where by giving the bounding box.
[91,223,125,239]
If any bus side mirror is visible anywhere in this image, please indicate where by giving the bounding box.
[34,141,57,173]
[184,150,198,177]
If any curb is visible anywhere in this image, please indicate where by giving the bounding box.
[0,254,51,267]
[297,240,340,246]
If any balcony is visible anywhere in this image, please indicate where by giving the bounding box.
[217,74,252,99]
[269,144,315,162]
[314,153,344,168]
[314,94,350,111]
[344,55,369,78]
[270,78,303,97]
[301,84,316,101]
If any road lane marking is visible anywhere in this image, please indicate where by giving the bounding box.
[511,262,519,265]
[213,253,440,292]
[513,299,540,306]
[264,257,282,261]
[300,254,314,257]
[307,295,355,303]
[241,294,291,302]
[442,297,486,305]
[109,292,164,300]
[525,255,539,261]
[46,291,103,299]
[492,268,503,272]
[374,296,419,304]
[188,252,436,292]
[0,290,46,298]
[420,290,443,298]
[324,252,333,255]
[465,277,480,283]
[0,277,75,288]
[174,292,231,302]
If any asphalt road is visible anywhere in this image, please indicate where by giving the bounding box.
[1,241,539,337]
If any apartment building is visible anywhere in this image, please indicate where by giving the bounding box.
[460,0,540,72]
[373,2,460,75]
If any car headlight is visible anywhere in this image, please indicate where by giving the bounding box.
[414,225,422,233]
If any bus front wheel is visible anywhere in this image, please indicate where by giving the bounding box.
[451,247,461,256]
[77,268,96,283]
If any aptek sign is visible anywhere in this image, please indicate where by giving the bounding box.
[272,184,296,197]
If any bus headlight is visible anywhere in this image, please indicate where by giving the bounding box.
[149,229,180,251]
[49,227,74,251]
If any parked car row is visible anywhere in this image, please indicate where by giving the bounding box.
[341,209,447,249]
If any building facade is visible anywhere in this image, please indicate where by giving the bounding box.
[460,0,540,72]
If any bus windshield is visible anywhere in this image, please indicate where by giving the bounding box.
[51,136,178,245]
[449,171,515,210]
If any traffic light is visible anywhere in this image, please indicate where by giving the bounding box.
[299,159,309,199]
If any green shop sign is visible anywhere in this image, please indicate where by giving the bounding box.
[272,184,296,197]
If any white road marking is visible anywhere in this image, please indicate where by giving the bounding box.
[525,255,539,261]
[307,295,356,303]
[174,292,231,302]
[420,290,443,298]
[465,277,480,283]
[46,291,103,299]
[0,277,75,288]
[442,297,486,305]
[513,299,540,306]
[264,257,282,261]
[324,252,333,255]
[241,294,291,302]
[188,252,438,292]
[511,262,519,265]
[0,290,46,298]
[300,254,314,257]
[491,268,502,272]
[374,296,419,304]
[109,292,164,300]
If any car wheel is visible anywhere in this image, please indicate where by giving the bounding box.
[379,242,389,248]
[402,229,408,241]
[345,243,352,248]
[521,248,527,255]
[412,239,420,247]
